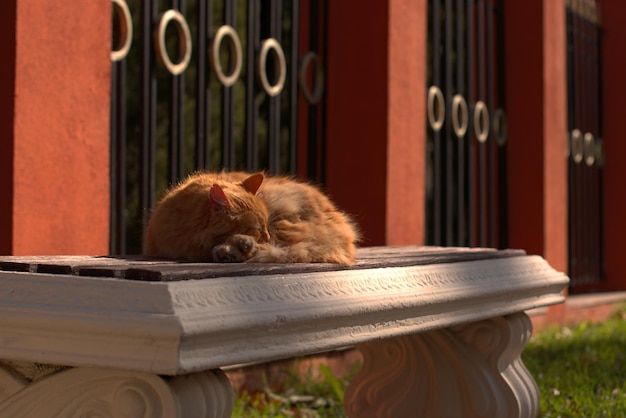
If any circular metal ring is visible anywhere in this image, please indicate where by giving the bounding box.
[473,101,490,143]
[427,86,445,132]
[111,0,133,62]
[298,52,324,104]
[451,94,468,138]
[209,25,242,87]
[492,108,508,147]
[257,38,286,97]
[570,129,584,164]
[154,9,192,75]
[584,132,595,166]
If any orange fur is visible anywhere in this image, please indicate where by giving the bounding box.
[144,171,359,265]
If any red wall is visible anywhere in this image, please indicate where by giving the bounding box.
[599,0,626,290]
[0,0,111,255]
[0,1,17,255]
[326,0,426,246]
[505,0,568,274]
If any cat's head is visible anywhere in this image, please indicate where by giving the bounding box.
[208,173,271,244]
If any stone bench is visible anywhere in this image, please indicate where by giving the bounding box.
[0,246,568,417]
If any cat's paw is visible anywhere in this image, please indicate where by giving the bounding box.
[227,234,257,256]
[212,243,245,263]
[212,235,258,263]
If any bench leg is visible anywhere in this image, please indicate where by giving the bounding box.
[0,364,234,417]
[344,312,538,418]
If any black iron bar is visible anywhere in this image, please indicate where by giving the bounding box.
[140,0,157,235]
[566,4,576,283]
[221,0,236,169]
[110,64,119,254]
[595,15,604,281]
[486,0,496,247]
[307,0,320,181]
[585,13,594,283]
[477,0,487,247]
[456,0,466,246]
[111,59,127,254]
[587,11,596,284]
[590,14,599,281]
[319,0,328,184]
[575,6,584,284]
[495,0,507,248]
[581,11,590,283]
[195,0,209,169]
[169,0,186,183]
[444,0,454,246]
[432,0,442,246]
[467,0,476,247]
[288,0,300,174]
[444,0,450,245]
[246,0,260,171]
[575,8,582,284]
[572,8,582,283]
[576,8,585,284]
[267,0,282,174]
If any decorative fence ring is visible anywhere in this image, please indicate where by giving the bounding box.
[584,132,595,166]
[111,0,133,62]
[427,86,445,132]
[298,52,324,104]
[451,94,468,138]
[492,108,508,147]
[154,9,192,75]
[209,25,242,87]
[257,38,286,96]
[473,101,490,143]
[570,129,584,163]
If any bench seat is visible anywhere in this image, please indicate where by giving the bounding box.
[0,246,568,417]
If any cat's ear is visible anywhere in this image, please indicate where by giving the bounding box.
[241,173,264,195]
[209,184,231,211]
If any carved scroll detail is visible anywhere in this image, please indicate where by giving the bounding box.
[170,368,234,418]
[0,366,234,418]
[344,313,538,418]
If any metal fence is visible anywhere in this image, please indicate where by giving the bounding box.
[110,0,327,254]
[426,0,507,248]
[566,0,604,290]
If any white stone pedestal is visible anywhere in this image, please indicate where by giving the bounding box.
[0,247,568,417]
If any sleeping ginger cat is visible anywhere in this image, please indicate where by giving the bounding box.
[144,171,359,265]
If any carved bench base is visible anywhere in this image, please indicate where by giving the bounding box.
[0,313,537,418]
[0,364,234,417]
[344,313,537,418]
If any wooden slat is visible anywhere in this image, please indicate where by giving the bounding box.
[0,255,162,277]
[352,248,525,269]
[0,247,527,281]
[125,262,344,281]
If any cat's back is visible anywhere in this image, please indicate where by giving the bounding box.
[259,176,337,218]
[257,175,359,263]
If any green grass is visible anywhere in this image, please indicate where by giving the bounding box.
[231,363,354,418]
[233,307,626,417]
[523,307,626,417]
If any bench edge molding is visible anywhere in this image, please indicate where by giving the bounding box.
[0,255,568,375]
